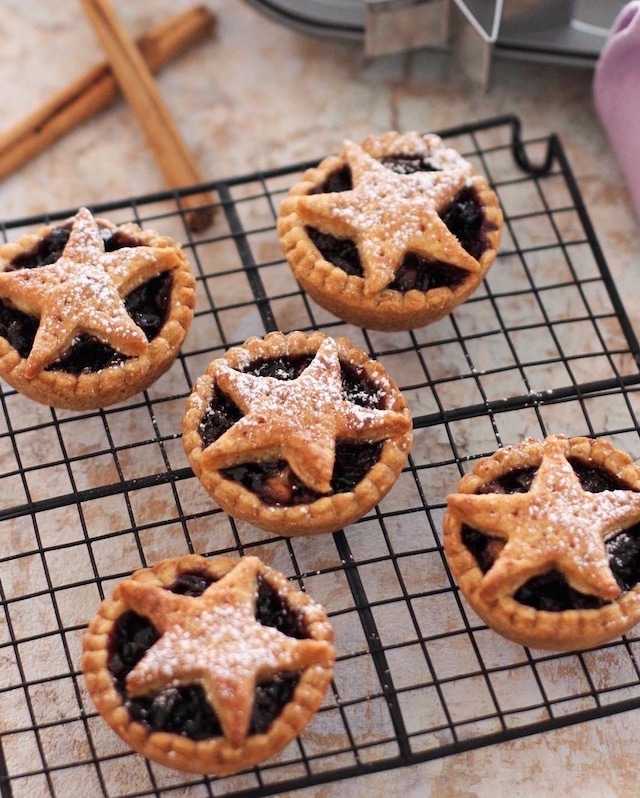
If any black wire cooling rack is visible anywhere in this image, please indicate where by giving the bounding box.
[2,114,640,798]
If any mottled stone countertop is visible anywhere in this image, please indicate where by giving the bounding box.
[1,1,640,797]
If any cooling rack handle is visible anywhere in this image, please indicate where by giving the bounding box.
[508,114,557,176]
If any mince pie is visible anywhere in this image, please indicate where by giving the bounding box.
[182,330,413,536]
[0,207,195,409]
[82,554,335,776]
[277,131,503,331]
[443,434,640,651]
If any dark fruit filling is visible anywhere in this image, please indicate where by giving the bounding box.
[462,458,640,611]
[199,354,385,504]
[256,572,306,639]
[379,155,439,174]
[0,224,172,372]
[305,153,494,291]
[108,569,305,740]
[389,253,470,293]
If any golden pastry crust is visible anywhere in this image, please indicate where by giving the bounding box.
[82,554,335,776]
[182,330,413,536]
[0,207,195,410]
[277,131,503,331]
[443,434,640,651]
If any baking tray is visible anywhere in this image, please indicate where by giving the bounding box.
[450,0,625,65]
[242,0,364,40]
[2,114,640,798]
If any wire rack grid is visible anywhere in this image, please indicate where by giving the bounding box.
[1,114,640,798]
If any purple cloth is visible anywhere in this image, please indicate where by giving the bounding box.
[594,2,640,221]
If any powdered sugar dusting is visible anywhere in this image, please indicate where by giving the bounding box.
[421,134,475,174]
[361,132,474,175]
[121,557,333,746]
[130,603,288,690]
[203,337,410,494]
[297,140,480,296]
[449,436,640,602]
[0,207,173,378]
[330,164,465,257]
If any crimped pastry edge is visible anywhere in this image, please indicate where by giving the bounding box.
[276,132,503,332]
[81,553,335,776]
[0,213,196,410]
[443,434,640,651]
[182,330,413,536]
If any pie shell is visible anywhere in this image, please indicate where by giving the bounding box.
[0,214,195,410]
[277,131,503,331]
[182,330,413,536]
[82,553,335,776]
[443,435,640,651]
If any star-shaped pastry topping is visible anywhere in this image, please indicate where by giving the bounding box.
[295,140,480,296]
[119,556,333,748]
[446,436,640,603]
[200,336,411,494]
[0,207,181,378]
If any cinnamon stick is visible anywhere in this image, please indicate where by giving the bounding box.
[79,0,216,232]
[0,5,215,192]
